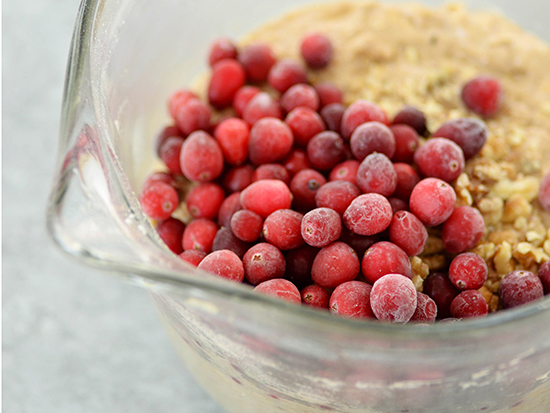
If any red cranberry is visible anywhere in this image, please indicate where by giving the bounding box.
[217,192,242,228]
[410,292,437,323]
[284,245,318,288]
[341,100,389,140]
[143,172,176,189]
[180,131,224,182]
[432,118,488,160]
[186,183,225,220]
[311,242,360,288]
[301,208,342,248]
[281,84,320,113]
[338,227,378,257]
[307,131,345,171]
[223,165,254,193]
[320,103,346,133]
[214,118,249,166]
[168,89,197,120]
[242,92,283,126]
[362,241,413,284]
[448,253,488,290]
[252,164,290,184]
[233,86,261,118]
[461,75,503,118]
[370,274,417,323]
[285,107,325,147]
[249,118,293,165]
[238,43,277,83]
[330,281,374,319]
[231,210,263,242]
[301,285,330,309]
[499,270,544,309]
[390,124,420,164]
[290,169,327,211]
[268,59,308,93]
[140,182,179,221]
[179,250,207,267]
[182,219,219,253]
[441,206,484,253]
[450,290,488,319]
[356,153,397,197]
[314,83,343,107]
[393,163,421,201]
[329,160,360,185]
[240,179,292,219]
[300,33,333,68]
[392,106,428,136]
[208,59,246,109]
[283,149,311,177]
[175,98,211,136]
[263,209,304,251]
[155,125,183,157]
[389,211,428,257]
[414,138,465,183]
[315,180,360,216]
[198,250,245,283]
[423,273,459,319]
[243,243,286,285]
[343,194,393,236]
[538,172,550,213]
[409,178,456,227]
[539,261,550,295]
[159,137,184,175]
[350,122,396,160]
[212,227,250,259]
[208,37,238,67]
[156,218,186,254]
[388,197,408,214]
[253,279,301,304]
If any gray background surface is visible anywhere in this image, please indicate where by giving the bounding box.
[3,0,221,411]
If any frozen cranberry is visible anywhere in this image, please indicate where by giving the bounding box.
[362,241,413,284]
[392,106,427,136]
[300,33,333,68]
[410,292,437,323]
[461,75,503,118]
[350,122,396,161]
[290,169,327,211]
[499,270,544,309]
[252,164,290,184]
[186,183,225,220]
[448,253,488,290]
[233,86,261,118]
[218,192,242,228]
[392,163,421,201]
[238,43,277,83]
[301,285,330,309]
[214,118,249,166]
[389,211,428,257]
[249,118,293,165]
[156,218,186,254]
[311,242,360,288]
[539,261,550,295]
[414,138,465,182]
[175,98,211,136]
[140,182,179,221]
[432,118,488,160]
[388,197,408,214]
[180,131,224,182]
[231,210,263,242]
[343,194,393,236]
[198,250,245,282]
[281,84,320,113]
[212,227,249,259]
[320,103,346,133]
[301,208,342,248]
[182,218,218,253]
[409,178,456,227]
[208,59,246,109]
[268,59,308,93]
[208,37,238,67]
[315,83,343,107]
[285,107,325,147]
[159,137,184,175]
[442,206,484,253]
[307,131,345,171]
[330,281,374,319]
[315,181,360,216]
[329,160,360,185]
[179,250,207,267]
[168,89,198,120]
[223,165,254,193]
[341,100,389,140]
[390,124,420,164]
[263,209,304,251]
[284,245,318,288]
[240,179,293,219]
[243,243,286,285]
[356,153,397,197]
[155,125,183,157]
[370,274,417,323]
[338,227,378,257]
[143,171,176,189]
[283,149,311,177]
[253,279,301,304]
[538,172,550,213]
[423,273,459,319]
[450,290,488,318]
[242,92,283,126]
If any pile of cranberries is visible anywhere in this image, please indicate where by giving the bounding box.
[141,33,549,324]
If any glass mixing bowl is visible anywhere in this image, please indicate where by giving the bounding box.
[47,0,550,411]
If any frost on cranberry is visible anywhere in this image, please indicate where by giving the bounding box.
[214,118,249,166]
[159,137,184,175]
[301,284,330,309]
[156,217,186,254]
[252,164,290,184]
[242,92,283,126]
[450,290,488,319]
[392,106,428,136]
[208,59,246,109]
[341,100,389,140]
[448,252,488,290]
[208,37,238,67]
[179,250,207,267]
[315,180,360,216]
[414,138,465,182]
[350,122,396,161]
[198,250,245,283]
[356,153,397,197]
[180,131,224,182]
[409,178,456,227]
[240,179,293,219]
[499,270,544,309]
[307,131,345,171]
[253,279,301,304]
[301,208,342,248]
[461,75,503,118]
[231,210,263,242]
[285,107,325,147]
[410,292,437,323]
[168,89,197,121]
[218,192,242,228]
[244,243,286,285]
[311,242,360,288]
[370,274,417,323]
[281,84,320,113]
[233,86,261,118]
[329,160,360,185]
[300,32,333,69]
[389,211,428,257]
[538,172,550,213]
[140,182,179,221]
[249,118,294,165]
[268,59,308,93]
[441,206,484,254]
[432,118,488,160]
[238,43,277,83]
[182,218,219,253]
[343,193,393,236]
[329,281,374,319]
[362,241,413,285]
[175,98,211,136]
[186,183,225,220]
[263,209,304,251]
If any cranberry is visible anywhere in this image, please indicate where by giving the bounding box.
[356,153,397,197]
[285,107,326,147]
[341,100,389,140]
[179,250,207,267]
[370,274,417,323]
[182,218,218,253]
[175,98,211,136]
[240,179,293,219]
[300,33,333,68]
[242,92,283,126]
[283,149,311,177]
[389,211,428,257]
[539,261,550,294]
[410,292,437,323]
[284,245,318,288]
[238,43,277,83]
[263,209,304,251]
[311,242,360,288]
[252,164,290,184]
[143,171,176,189]
[499,270,544,309]
[155,125,183,157]
[208,59,246,109]
[186,183,225,220]
[180,131,224,182]
[414,138,465,182]
[223,165,254,193]
[140,182,179,221]
[243,243,286,285]
[307,131,345,171]
[409,178,456,227]
[343,194,393,236]
[388,197,408,214]
[450,290,488,318]
[208,37,238,66]
[315,180,360,216]
[290,168,327,211]
[320,103,346,133]
[362,241,413,284]
[448,253,488,290]
[268,58,308,93]
[301,208,342,248]
[314,83,343,107]
[393,163,421,201]
[212,227,250,259]
[253,279,301,304]
[198,250,245,283]
[538,172,550,213]
[390,124,420,164]
[168,89,197,120]
[350,122,396,161]
[461,75,503,118]
[423,273,460,319]
[338,227,378,257]
[281,84,320,113]
[432,118,488,160]
[156,218,186,254]
[159,137,184,175]
[231,210,263,242]
[441,206,484,253]
[217,192,242,228]
[329,160,360,185]
[392,106,428,136]
[233,86,261,118]
[214,118,249,166]
[301,285,330,309]
[329,281,374,319]
[249,118,293,165]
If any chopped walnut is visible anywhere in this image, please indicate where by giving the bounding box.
[494,242,514,275]
[502,195,533,223]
